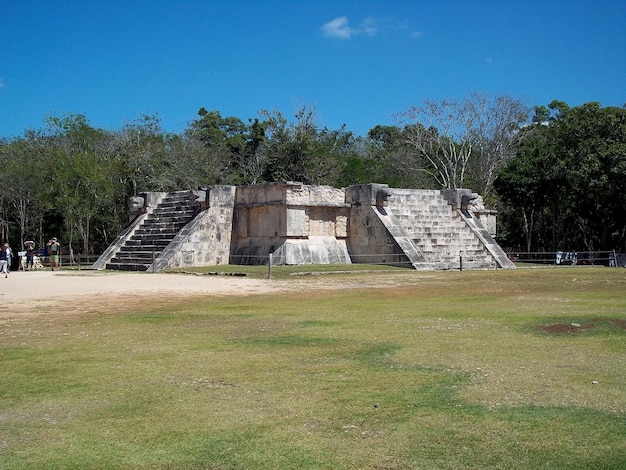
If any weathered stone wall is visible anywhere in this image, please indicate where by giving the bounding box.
[345,184,415,267]
[285,182,346,206]
[152,186,236,270]
[474,211,497,237]
[96,182,513,272]
[230,182,351,265]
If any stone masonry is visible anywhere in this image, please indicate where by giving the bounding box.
[93,182,514,272]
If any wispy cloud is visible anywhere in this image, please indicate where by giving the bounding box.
[321,16,378,39]
[360,17,377,36]
[321,16,424,41]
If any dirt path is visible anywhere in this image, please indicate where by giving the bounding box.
[0,270,285,318]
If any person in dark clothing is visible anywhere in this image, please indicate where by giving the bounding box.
[25,241,35,270]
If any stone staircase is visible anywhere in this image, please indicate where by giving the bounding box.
[106,192,200,271]
[387,189,497,270]
[95,184,511,273]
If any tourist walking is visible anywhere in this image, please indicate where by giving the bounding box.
[0,244,9,278]
[47,238,60,271]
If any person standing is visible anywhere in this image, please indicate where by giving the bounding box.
[0,244,9,278]
[4,243,12,272]
[47,237,60,271]
[25,241,35,270]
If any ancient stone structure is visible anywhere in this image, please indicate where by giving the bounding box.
[92,183,514,272]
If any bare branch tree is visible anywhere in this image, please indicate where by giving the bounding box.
[397,94,529,192]
[397,98,473,189]
[464,92,529,194]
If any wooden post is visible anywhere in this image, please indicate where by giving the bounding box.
[152,250,156,273]
[268,253,273,279]
[459,255,463,272]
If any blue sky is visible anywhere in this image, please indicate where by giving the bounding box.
[1,1,625,138]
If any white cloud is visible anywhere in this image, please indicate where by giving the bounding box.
[321,16,353,38]
[321,16,378,39]
[361,17,378,37]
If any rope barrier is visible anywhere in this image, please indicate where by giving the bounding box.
[506,251,623,266]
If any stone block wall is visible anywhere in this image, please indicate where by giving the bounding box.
[345,184,425,268]
[230,182,351,265]
[97,182,513,272]
[153,186,236,270]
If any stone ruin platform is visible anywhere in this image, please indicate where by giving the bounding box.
[93,183,514,272]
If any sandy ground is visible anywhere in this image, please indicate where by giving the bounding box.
[0,269,286,318]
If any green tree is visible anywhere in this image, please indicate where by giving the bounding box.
[363,124,436,188]
[494,123,562,251]
[233,118,268,184]
[496,101,626,252]
[554,102,626,251]
[258,106,316,183]
[258,103,353,186]
[185,108,250,185]
[117,114,177,193]
[0,132,51,248]
[43,114,119,255]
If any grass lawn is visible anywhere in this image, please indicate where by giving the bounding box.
[1,267,625,469]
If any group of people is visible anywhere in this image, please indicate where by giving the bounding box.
[0,238,61,277]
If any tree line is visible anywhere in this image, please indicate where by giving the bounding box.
[495,101,626,253]
[1,93,624,257]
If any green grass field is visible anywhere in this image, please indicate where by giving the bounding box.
[1,267,625,469]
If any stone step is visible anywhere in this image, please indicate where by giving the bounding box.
[156,195,198,204]
[144,213,188,220]
[109,252,155,261]
[105,262,149,271]
[160,195,194,202]
[118,243,167,253]
[107,191,200,272]
[389,204,451,212]
[419,249,489,257]
[154,206,195,214]
[135,227,185,236]
[123,239,170,248]
[144,211,196,223]
[110,255,157,264]
[115,250,160,258]
[417,236,481,244]
[140,222,191,230]
[394,206,452,215]
[113,249,161,258]
[384,190,497,272]
[133,226,182,235]
[134,224,184,232]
